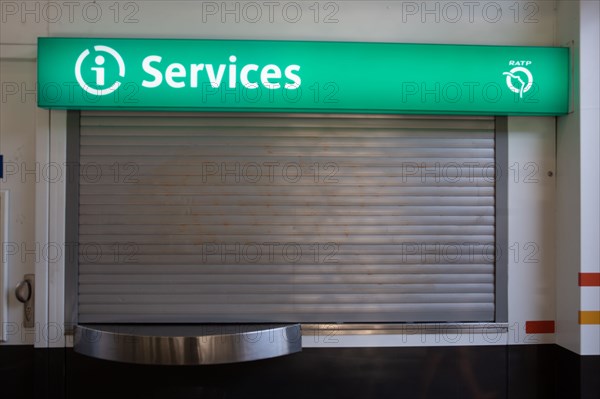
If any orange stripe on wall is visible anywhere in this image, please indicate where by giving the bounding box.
[579,273,600,286]
[579,311,600,325]
[525,320,555,334]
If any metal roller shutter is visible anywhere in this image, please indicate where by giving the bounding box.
[77,112,496,323]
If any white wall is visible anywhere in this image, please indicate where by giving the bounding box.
[1,1,558,46]
[555,0,600,356]
[0,60,38,345]
[555,0,581,355]
[507,117,556,345]
[578,0,600,355]
[1,1,560,347]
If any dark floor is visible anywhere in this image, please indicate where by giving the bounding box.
[1,344,598,399]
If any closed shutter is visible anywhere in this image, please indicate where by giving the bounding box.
[78,112,496,323]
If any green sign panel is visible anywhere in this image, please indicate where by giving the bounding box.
[37,38,569,115]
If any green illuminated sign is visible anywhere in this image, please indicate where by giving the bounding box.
[37,38,569,115]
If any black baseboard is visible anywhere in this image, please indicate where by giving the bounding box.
[1,344,598,399]
[0,345,34,399]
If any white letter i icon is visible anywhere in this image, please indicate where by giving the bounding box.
[92,55,106,86]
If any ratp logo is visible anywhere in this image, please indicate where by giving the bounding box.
[503,60,533,98]
[75,45,125,96]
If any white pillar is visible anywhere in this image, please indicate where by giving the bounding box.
[556,0,600,355]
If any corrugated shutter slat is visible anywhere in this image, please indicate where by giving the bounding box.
[78,113,495,323]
